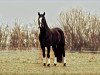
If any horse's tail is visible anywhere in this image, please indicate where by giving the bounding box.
[56,28,65,63]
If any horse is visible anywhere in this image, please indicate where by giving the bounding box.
[38,12,66,66]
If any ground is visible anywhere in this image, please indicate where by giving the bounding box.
[0,49,100,75]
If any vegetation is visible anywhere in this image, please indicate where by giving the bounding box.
[0,8,100,52]
[59,8,100,51]
[0,21,39,50]
[0,50,100,75]
[0,8,100,75]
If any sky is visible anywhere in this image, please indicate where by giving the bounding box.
[0,0,100,28]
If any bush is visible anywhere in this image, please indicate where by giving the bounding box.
[59,8,100,51]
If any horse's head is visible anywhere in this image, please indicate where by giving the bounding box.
[38,12,46,29]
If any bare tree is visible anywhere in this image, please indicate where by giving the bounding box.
[59,8,100,52]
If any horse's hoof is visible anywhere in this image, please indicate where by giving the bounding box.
[47,64,50,67]
[54,64,57,66]
[43,63,46,66]
[64,63,66,66]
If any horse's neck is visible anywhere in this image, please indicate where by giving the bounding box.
[40,28,46,35]
[40,27,50,35]
[40,26,51,37]
[44,19,49,29]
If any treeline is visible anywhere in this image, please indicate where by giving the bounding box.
[59,8,100,51]
[0,8,100,51]
[0,22,39,50]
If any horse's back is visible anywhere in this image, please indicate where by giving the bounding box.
[51,27,62,31]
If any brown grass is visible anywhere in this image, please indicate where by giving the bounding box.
[0,50,100,75]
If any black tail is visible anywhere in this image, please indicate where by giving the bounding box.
[57,44,63,62]
[56,28,65,63]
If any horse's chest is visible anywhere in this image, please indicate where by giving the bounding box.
[39,35,52,46]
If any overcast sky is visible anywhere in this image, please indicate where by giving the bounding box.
[0,0,100,27]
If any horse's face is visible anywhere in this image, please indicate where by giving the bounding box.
[38,12,45,29]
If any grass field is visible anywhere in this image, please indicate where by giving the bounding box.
[0,49,100,75]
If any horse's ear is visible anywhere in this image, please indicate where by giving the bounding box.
[38,12,41,16]
[43,12,45,16]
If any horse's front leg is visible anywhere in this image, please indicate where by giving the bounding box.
[47,46,50,66]
[41,46,46,66]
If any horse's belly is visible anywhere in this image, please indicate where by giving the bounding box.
[51,40,60,45]
[51,36,61,45]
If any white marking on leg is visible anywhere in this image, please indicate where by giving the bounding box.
[43,57,46,63]
[54,57,57,64]
[64,57,66,63]
[47,58,50,64]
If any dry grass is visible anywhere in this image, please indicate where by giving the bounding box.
[0,50,100,75]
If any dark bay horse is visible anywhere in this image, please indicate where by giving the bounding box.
[38,12,66,66]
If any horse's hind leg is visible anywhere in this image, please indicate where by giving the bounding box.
[47,46,50,66]
[62,45,66,66]
[41,46,46,66]
[52,45,57,66]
